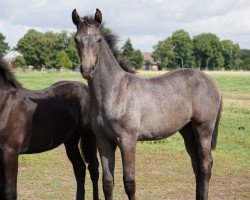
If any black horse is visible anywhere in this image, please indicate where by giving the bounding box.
[0,58,99,200]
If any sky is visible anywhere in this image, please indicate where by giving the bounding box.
[0,0,250,52]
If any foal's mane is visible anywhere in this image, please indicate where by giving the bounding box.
[0,57,22,89]
[80,16,136,74]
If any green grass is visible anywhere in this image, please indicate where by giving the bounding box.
[212,75,250,93]
[15,70,250,199]
[16,71,86,90]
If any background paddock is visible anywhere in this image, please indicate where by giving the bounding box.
[16,70,249,200]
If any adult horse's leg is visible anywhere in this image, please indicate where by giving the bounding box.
[193,121,214,200]
[80,126,99,200]
[97,136,116,200]
[64,134,86,200]
[179,123,200,199]
[2,147,19,200]
[118,137,136,200]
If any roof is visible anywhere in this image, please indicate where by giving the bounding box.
[142,52,157,65]
[3,51,22,62]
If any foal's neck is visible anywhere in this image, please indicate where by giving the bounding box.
[88,39,126,107]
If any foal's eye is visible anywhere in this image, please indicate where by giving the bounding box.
[97,38,101,43]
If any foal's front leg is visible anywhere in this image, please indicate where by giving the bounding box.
[0,158,5,199]
[119,137,136,200]
[2,147,19,200]
[97,137,117,200]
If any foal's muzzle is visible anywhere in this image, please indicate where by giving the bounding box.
[80,64,95,79]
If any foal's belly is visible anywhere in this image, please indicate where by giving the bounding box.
[137,125,184,141]
[138,126,175,141]
[23,109,78,154]
[23,128,74,154]
[137,110,191,141]
[135,97,192,141]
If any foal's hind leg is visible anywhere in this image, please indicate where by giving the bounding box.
[180,123,200,199]
[180,122,214,200]
[80,125,99,200]
[64,135,86,200]
[81,127,99,200]
[87,150,99,200]
[193,122,214,200]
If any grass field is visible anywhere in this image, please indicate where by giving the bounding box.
[15,70,250,200]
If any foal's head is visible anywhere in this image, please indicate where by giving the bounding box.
[72,9,103,79]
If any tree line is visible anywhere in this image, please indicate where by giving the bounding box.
[152,29,250,70]
[0,29,250,70]
[1,30,144,70]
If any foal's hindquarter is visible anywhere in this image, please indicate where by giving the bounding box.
[89,40,221,200]
[0,81,99,200]
[126,70,220,141]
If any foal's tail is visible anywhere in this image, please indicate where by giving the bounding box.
[211,98,222,150]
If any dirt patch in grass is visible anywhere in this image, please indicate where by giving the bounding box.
[17,144,249,200]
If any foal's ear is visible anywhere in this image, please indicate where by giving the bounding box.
[72,9,81,26]
[94,8,102,25]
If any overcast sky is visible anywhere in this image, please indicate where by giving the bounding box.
[0,0,250,52]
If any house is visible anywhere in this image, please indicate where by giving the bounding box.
[142,52,158,70]
[3,51,22,63]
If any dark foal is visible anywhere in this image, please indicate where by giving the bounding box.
[0,58,99,200]
[72,9,222,200]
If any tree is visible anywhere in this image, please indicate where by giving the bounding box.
[17,29,50,68]
[232,43,242,70]
[121,39,143,69]
[55,50,72,69]
[240,49,250,70]
[66,32,80,67]
[171,29,194,68]
[43,31,58,68]
[193,33,223,70]
[221,40,243,70]
[13,56,26,67]
[131,50,144,69]
[220,40,243,70]
[43,31,69,68]
[0,33,10,55]
[121,39,134,58]
[152,37,174,69]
